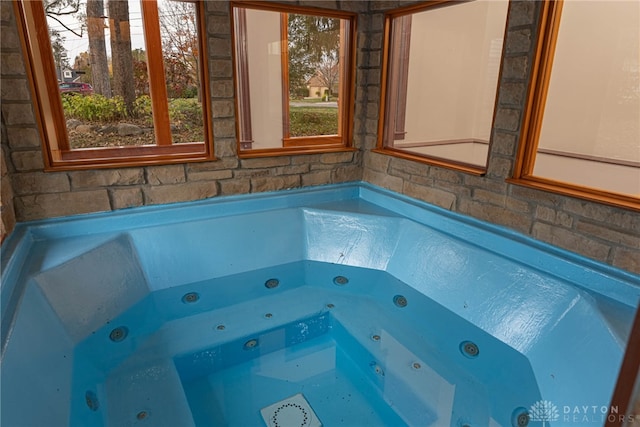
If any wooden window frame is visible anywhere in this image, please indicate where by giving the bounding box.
[280,12,292,143]
[384,14,412,143]
[230,1,357,158]
[509,0,639,211]
[233,6,254,150]
[374,0,505,176]
[14,0,215,171]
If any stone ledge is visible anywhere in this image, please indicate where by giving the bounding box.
[15,190,111,221]
[70,169,145,189]
[532,221,612,261]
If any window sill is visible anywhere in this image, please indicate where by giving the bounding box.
[372,147,487,176]
[44,143,215,171]
[506,176,640,211]
[239,146,356,159]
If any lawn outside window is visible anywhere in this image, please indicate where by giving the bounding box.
[231,1,357,157]
[14,0,214,171]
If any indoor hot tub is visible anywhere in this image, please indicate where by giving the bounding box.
[1,182,638,427]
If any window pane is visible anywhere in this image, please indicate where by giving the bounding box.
[238,7,284,150]
[18,0,214,169]
[158,0,204,144]
[45,0,155,148]
[287,14,340,138]
[233,5,354,153]
[381,1,508,170]
[533,0,640,197]
[43,0,206,149]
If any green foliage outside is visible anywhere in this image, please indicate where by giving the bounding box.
[169,98,203,129]
[61,94,335,139]
[133,95,153,120]
[62,94,203,131]
[61,94,127,122]
[287,14,341,98]
[289,107,338,137]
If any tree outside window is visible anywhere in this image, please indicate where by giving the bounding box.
[16,0,214,169]
[232,3,355,155]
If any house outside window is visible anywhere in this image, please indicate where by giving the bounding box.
[231,2,356,156]
[306,69,339,102]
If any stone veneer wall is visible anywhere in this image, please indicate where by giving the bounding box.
[1,116,16,242]
[1,0,639,275]
[360,0,640,274]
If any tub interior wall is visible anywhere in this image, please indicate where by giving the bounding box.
[2,282,75,426]
[1,184,638,427]
[34,235,149,342]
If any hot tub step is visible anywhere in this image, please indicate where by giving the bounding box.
[104,358,195,427]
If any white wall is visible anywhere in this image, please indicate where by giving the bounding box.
[537,0,640,162]
[402,142,490,167]
[401,1,508,145]
[535,154,640,196]
[246,9,283,149]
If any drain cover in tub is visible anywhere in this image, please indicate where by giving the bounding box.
[260,393,322,427]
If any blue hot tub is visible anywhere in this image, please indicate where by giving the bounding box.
[1,182,638,426]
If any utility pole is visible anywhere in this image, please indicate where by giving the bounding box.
[60,52,67,82]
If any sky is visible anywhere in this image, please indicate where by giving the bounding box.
[46,0,147,64]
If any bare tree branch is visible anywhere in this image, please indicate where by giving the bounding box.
[159,1,200,98]
[45,0,80,15]
[45,14,83,38]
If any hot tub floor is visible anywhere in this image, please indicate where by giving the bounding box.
[181,332,409,426]
[71,263,542,427]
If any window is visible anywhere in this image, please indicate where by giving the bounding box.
[376,1,509,175]
[15,0,214,170]
[231,2,356,157]
[512,0,639,209]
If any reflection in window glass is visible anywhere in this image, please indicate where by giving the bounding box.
[533,1,639,197]
[232,4,354,153]
[380,1,508,171]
